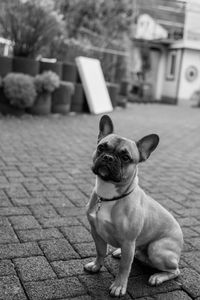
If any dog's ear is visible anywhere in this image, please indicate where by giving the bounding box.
[136,134,159,162]
[98,115,114,142]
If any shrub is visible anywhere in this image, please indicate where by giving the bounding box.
[62,81,75,95]
[0,0,64,58]
[35,71,60,94]
[3,73,36,108]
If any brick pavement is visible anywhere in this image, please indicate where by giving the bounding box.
[0,103,200,299]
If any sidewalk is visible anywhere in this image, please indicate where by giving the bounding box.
[0,103,200,300]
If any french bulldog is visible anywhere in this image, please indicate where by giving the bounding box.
[85,115,183,297]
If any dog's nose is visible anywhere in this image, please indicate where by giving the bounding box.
[103,154,114,162]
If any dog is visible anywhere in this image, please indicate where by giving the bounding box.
[84,115,183,297]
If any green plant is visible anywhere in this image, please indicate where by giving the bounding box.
[35,71,60,94]
[62,81,75,95]
[0,0,64,58]
[3,73,36,108]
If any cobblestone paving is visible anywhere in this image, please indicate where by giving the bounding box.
[0,103,200,299]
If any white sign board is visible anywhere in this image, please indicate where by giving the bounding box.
[75,57,113,115]
[135,14,168,40]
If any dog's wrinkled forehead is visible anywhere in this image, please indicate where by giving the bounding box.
[99,134,140,161]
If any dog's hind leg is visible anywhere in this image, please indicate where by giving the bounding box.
[147,238,181,286]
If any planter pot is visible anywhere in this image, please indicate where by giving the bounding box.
[13,57,39,76]
[0,87,25,116]
[106,82,119,108]
[0,56,13,77]
[120,80,129,96]
[52,82,74,114]
[141,83,153,102]
[27,92,51,115]
[62,63,78,82]
[71,83,87,112]
[40,61,62,79]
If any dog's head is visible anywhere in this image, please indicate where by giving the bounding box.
[92,115,159,184]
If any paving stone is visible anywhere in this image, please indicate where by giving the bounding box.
[143,290,193,299]
[10,196,47,206]
[5,184,30,198]
[9,215,41,230]
[62,296,92,300]
[40,216,80,228]
[78,216,91,230]
[127,274,181,298]
[0,242,42,259]
[30,204,58,218]
[16,228,63,242]
[178,217,200,227]
[0,190,13,206]
[57,207,86,217]
[0,260,15,276]
[187,237,200,250]
[23,182,47,192]
[51,258,107,278]
[60,226,93,244]
[73,242,96,258]
[0,207,31,216]
[177,268,200,298]
[0,103,200,300]
[182,252,200,273]
[182,227,199,238]
[39,238,79,261]
[24,277,86,300]
[46,196,75,208]
[14,256,56,282]
[0,217,19,243]
[0,275,27,300]
[79,272,132,300]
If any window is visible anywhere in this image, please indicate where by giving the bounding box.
[166,51,177,80]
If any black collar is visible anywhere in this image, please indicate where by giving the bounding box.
[97,187,135,202]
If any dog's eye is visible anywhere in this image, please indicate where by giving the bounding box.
[97,145,104,153]
[121,154,130,162]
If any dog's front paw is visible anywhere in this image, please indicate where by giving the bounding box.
[109,278,127,297]
[84,261,102,273]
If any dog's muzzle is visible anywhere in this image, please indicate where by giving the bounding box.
[92,154,122,182]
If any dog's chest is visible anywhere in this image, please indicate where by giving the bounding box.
[89,200,119,247]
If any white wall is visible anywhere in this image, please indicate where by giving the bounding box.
[178,49,200,103]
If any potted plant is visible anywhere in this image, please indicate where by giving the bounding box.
[106,82,119,108]
[13,57,39,76]
[0,56,13,77]
[71,83,87,113]
[2,73,36,115]
[52,81,74,114]
[40,60,63,79]
[28,71,60,115]
[62,62,78,83]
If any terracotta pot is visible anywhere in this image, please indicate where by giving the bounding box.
[0,87,25,116]
[12,56,39,76]
[52,82,74,114]
[27,92,51,115]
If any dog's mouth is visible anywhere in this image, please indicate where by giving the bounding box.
[97,166,110,178]
[92,162,121,182]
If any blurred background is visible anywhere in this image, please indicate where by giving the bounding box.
[0,0,200,115]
